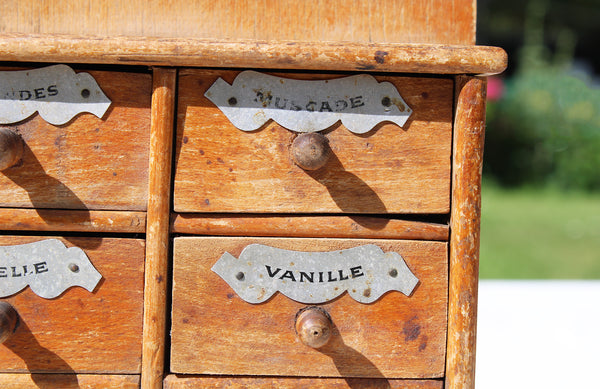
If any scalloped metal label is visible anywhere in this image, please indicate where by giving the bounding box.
[0,64,111,125]
[0,239,102,299]
[211,244,418,304]
[204,70,412,133]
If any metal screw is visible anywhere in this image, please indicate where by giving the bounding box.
[381,96,391,107]
[68,263,80,273]
[235,272,245,281]
[81,89,90,98]
[228,97,238,106]
[389,268,398,278]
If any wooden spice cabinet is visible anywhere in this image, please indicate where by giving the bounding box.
[0,2,506,388]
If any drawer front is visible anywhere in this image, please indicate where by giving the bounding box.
[174,70,452,214]
[0,68,151,211]
[0,236,145,374]
[171,237,447,378]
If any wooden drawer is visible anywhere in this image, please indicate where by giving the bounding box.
[170,237,447,378]
[0,68,151,211]
[0,235,145,374]
[173,70,453,214]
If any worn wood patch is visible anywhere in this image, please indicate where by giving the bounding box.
[0,68,151,211]
[164,375,444,389]
[0,236,145,373]
[174,70,452,214]
[171,237,447,378]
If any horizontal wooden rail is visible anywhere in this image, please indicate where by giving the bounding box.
[0,208,145,233]
[0,374,139,388]
[171,214,449,241]
[0,34,506,75]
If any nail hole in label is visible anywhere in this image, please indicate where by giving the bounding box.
[389,268,398,278]
[228,97,237,106]
[81,89,90,98]
[235,272,245,281]
[68,263,80,273]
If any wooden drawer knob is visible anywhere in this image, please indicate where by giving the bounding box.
[290,133,330,171]
[0,301,19,343]
[295,306,332,348]
[0,129,24,171]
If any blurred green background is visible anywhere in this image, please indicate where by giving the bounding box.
[477,0,600,278]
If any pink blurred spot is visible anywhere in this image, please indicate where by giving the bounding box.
[487,77,505,101]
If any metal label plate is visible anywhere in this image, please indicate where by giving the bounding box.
[0,239,102,299]
[204,70,412,134]
[211,244,418,304]
[0,64,111,125]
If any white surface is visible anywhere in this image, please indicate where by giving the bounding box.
[476,280,600,388]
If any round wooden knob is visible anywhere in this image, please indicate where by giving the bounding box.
[0,301,19,344]
[290,133,330,170]
[295,306,332,349]
[0,129,24,171]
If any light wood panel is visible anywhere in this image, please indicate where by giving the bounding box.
[0,0,476,45]
[171,237,447,378]
[174,70,453,214]
[0,236,145,373]
[446,76,487,388]
[0,68,151,211]
[164,375,444,388]
[0,35,507,75]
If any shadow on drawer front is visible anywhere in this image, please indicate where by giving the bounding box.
[174,70,453,214]
[0,236,145,375]
[0,68,151,212]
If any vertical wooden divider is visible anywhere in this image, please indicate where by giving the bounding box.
[446,75,487,389]
[142,67,177,389]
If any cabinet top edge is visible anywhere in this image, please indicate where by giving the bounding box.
[0,34,507,76]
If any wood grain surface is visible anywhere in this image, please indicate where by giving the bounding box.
[0,35,507,75]
[141,68,177,389]
[0,373,139,388]
[0,0,476,45]
[0,208,145,233]
[164,375,444,389]
[446,76,487,389]
[171,214,449,241]
[0,68,151,211]
[171,237,447,378]
[174,70,452,214]
[0,236,145,374]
